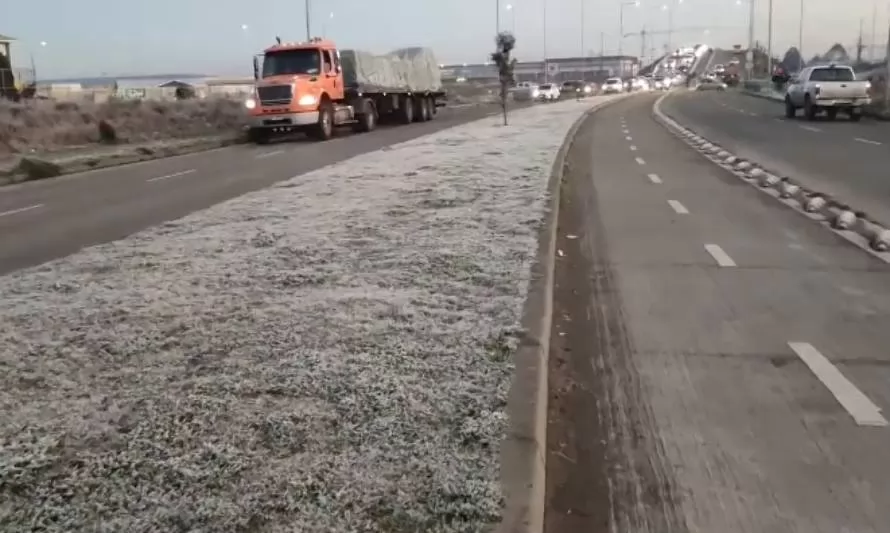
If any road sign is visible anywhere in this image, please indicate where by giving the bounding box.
[547,62,559,74]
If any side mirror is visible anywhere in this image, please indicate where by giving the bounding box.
[252,56,259,80]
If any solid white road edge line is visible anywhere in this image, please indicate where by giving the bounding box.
[854,137,882,146]
[788,342,888,427]
[635,157,646,165]
[146,169,197,182]
[0,204,44,218]
[704,244,736,267]
[667,200,689,214]
[647,173,662,184]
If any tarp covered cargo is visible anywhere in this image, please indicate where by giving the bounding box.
[340,47,443,92]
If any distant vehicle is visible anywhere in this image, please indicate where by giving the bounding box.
[631,77,650,91]
[602,77,624,94]
[696,78,727,91]
[652,76,668,90]
[537,83,561,100]
[561,80,593,96]
[245,37,445,143]
[512,82,540,101]
[784,64,871,121]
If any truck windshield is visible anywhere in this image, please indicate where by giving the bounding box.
[262,49,321,77]
[809,68,855,82]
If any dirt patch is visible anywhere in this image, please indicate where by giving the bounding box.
[544,112,688,532]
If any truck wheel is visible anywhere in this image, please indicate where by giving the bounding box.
[399,96,414,124]
[426,97,436,120]
[784,98,796,118]
[416,97,432,122]
[247,128,271,145]
[850,109,862,122]
[311,101,334,140]
[804,97,817,121]
[354,100,377,133]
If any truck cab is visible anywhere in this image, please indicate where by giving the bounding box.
[246,38,346,142]
[245,38,444,143]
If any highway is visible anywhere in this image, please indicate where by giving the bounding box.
[0,103,509,275]
[661,89,890,226]
[546,93,890,532]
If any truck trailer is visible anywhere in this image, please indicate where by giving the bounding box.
[245,38,446,143]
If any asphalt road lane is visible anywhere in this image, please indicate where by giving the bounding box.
[547,93,890,532]
[0,103,521,274]
[661,89,890,226]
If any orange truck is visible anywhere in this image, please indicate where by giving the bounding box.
[245,37,446,143]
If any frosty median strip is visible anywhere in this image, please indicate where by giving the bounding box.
[0,97,619,532]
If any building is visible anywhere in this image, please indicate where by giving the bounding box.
[442,55,639,84]
[0,33,12,60]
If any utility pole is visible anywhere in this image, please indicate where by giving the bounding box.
[857,19,865,64]
[581,0,585,58]
[305,0,311,40]
[496,0,500,34]
[600,32,605,78]
[746,0,755,79]
[640,28,647,66]
[871,0,878,60]
[543,0,548,82]
[798,0,804,71]
[884,19,890,108]
[767,0,774,78]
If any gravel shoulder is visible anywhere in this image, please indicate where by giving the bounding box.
[0,98,606,532]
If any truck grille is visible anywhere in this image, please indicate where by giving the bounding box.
[257,85,293,105]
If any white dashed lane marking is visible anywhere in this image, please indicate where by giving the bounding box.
[788,342,888,427]
[0,204,44,218]
[667,200,689,214]
[146,169,197,183]
[799,125,821,132]
[635,157,646,165]
[647,173,662,184]
[704,244,736,267]
[255,150,284,159]
[629,145,637,151]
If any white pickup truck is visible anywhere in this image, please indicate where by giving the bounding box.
[784,64,871,121]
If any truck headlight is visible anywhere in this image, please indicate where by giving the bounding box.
[584,86,592,93]
[531,89,539,97]
[244,97,257,109]
[298,94,318,106]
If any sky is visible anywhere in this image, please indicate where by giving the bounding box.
[5,0,890,79]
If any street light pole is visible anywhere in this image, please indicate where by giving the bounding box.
[496,0,501,34]
[543,0,548,82]
[746,0,755,79]
[305,0,311,40]
[767,0,774,77]
[798,0,804,71]
[581,0,585,58]
[619,2,640,78]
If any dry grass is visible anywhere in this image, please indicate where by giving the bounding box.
[0,98,602,532]
[0,97,245,160]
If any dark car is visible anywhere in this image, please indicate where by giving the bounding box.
[560,80,592,97]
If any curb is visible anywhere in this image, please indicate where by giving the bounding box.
[497,94,627,533]
[0,135,245,186]
[652,93,890,263]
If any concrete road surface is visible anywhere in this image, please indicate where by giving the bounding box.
[0,104,511,275]
[546,93,890,532]
[661,89,890,226]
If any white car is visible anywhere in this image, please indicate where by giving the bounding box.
[602,78,624,94]
[512,82,540,101]
[537,83,560,100]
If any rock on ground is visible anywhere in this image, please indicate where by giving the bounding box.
[0,99,601,533]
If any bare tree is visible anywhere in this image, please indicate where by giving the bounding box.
[491,32,517,126]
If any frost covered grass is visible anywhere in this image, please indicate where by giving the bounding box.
[0,98,602,532]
